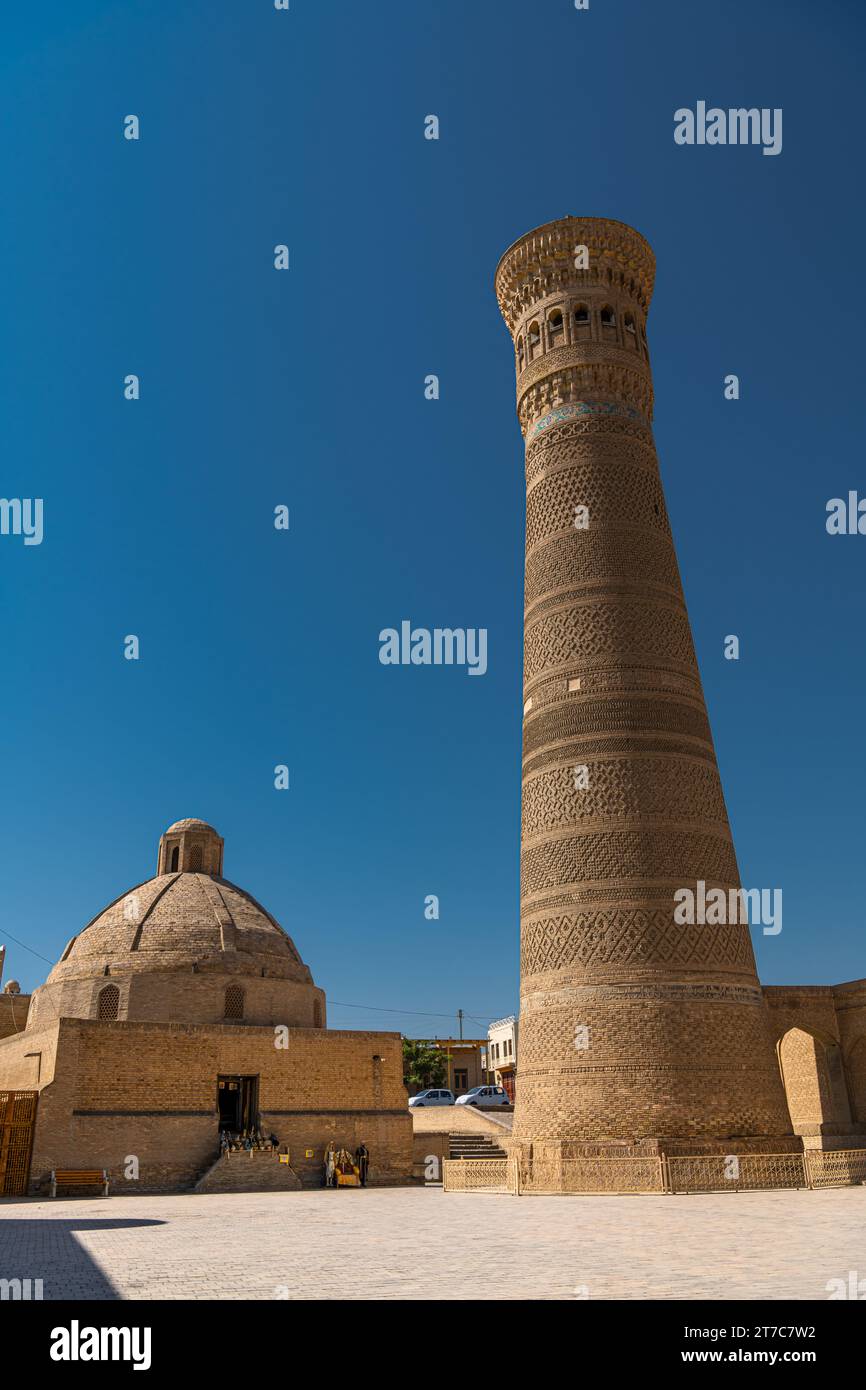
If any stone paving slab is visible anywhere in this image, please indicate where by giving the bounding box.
[1,1186,863,1300]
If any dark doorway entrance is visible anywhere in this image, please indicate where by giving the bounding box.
[217,1075,259,1133]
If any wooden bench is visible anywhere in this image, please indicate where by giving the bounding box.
[50,1169,109,1198]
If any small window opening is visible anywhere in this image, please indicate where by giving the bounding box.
[97,985,120,1022]
[224,985,245,1020]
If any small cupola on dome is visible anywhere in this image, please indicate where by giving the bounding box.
[157,818,224,877]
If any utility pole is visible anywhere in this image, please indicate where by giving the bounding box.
[457,1008,464,1041]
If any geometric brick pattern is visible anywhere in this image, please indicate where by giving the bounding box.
[520,909,756,976]
[521,695,714,758]
[524,597,697,683]
[524,528,682,610]
[525,452,671,552]
[521,757,730,839]
[520,827,738,900]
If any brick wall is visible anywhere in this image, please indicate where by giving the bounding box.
[0,1020,59,1087]
[0,1018,412,1193]
[0,994,30,1041]
[26,971,324,1031]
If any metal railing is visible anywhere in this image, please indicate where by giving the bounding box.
[441,1148,866,1196]
[442,1157,513,1192]
[805,1147,866,1189]
[664,1153,806,1194]
[519,1156,664,1194]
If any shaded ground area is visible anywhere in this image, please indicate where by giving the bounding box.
[1,1187,862,1300]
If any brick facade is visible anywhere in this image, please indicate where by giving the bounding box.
[0,992,30,1041]
[0,1019,411,1193]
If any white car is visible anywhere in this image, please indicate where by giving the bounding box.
[408,1088,455,1107]
[455,1085,510,1107]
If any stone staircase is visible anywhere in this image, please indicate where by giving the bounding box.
[194,1149,303,1194]
[448,1133,508,1161]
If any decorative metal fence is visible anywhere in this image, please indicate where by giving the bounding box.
[805,1148,866,1189]
[664,1153,807,1194]
[441,1148,866,1196]
[519,1156,664,1195]
[442,1158,514,1192]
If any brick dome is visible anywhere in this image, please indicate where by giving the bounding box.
[26,820,326,1031]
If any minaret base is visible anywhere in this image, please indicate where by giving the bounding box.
[513,1135,805,1164]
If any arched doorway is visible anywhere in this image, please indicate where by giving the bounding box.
[778,1027,851,1137]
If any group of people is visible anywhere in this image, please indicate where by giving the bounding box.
[323,1141,369,1188]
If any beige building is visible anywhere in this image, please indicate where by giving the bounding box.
[487,1016,518,1101]
[412,1039,488,1096]
[0,818,412,1196]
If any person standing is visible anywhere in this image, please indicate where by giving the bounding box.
[323,1141,336,1188]
[355,1142,369,1187]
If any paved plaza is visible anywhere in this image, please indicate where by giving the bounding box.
[1,1186,864,1300]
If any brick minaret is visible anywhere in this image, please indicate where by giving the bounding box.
[495,217,794,1159]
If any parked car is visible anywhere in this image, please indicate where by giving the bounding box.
[408,1089,455,1107]
[455,1085,510,1107]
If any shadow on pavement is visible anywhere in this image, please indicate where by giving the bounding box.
[0,1215,166,1300]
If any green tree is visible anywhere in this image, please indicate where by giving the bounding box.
[402,1038,447,1092]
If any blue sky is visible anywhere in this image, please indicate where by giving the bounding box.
[1,0,864,1028]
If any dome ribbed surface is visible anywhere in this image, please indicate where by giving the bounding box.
[50,871,307,980]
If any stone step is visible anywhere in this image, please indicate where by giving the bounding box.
[449,1136,506,1146]
[450,1136,504,1143]
[449,1149,508,1157]
[448,1135,508,1160]
[449,1137,506,1145]
[195,1150,303,1194]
